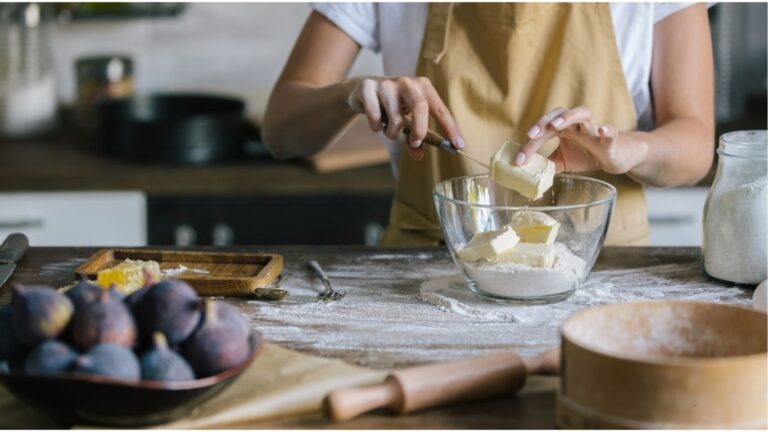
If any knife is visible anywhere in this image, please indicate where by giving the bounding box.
[379,110,490,169]
[0,233,29,289]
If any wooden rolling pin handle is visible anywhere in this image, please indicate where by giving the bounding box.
[323,378,402,422]
[324,351,534,422]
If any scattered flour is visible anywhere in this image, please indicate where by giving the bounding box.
[461,243,586,299]
[240,254,752,369]
[704,176,767,284]
[418,263,751,326]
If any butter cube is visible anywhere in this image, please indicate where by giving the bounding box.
[457,226,520,262]
[491,139,555,200]
[493,243,555,268]
[507,211,560,244]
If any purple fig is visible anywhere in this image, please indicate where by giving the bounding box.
[74,343,140,381]
[24,340,77,376]
[182,299,250,377]
[71,290,137,351]
[214,302,250,341]
[11,285,74,346]
[0,305,26,361]
[107,284,125,302]
[140,332,195,381]
[135,280,201,345]
[65,277,103,311]
[124,269,157,310]
[124,286,149,313]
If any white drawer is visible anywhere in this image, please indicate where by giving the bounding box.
[0,192,146,246]
[645,187,709,246]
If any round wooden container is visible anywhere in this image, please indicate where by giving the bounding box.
[557,301,767,429]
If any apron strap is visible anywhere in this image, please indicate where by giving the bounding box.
[421,3,454,64]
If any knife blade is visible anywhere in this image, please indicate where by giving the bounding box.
[0,233,29,289]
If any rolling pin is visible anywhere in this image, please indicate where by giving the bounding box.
[323,348,560,422]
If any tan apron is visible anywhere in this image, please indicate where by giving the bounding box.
[379,3,650,247]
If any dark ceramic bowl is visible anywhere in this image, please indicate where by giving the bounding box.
[0,331,264,427]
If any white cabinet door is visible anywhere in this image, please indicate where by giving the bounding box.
[645,187,709,246]
[0,192,146,246]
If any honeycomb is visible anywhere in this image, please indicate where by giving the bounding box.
[96,259,162,295]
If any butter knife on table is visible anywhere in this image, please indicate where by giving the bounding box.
[0,233,29,291]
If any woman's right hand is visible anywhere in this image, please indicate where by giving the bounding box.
[342,76,465,160]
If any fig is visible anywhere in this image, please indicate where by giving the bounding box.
[214,302,250,341]
[124,269,158,311]
[108,284,125,302]
[11,285,74,346]
[24,340,77,376]
[71,289,137,351]
[140,332,195,381]
[66,279,125,311]
[65,277,104,311]
[135,280,201,345]
[182,299,250,377]
[74,343,140,381]
[0,305,26,361]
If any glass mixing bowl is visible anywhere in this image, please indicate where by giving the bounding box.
[434,174,616,304]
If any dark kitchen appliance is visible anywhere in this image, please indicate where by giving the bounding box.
[98,93,247,165]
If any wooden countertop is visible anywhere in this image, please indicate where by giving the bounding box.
[0,138,395,197]
[2,245,753,428]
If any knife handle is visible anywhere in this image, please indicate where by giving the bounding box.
[0,233,29,264]
[379,110,456,154]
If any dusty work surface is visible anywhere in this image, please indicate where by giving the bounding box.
[6,246,752,369]
[2,246,754,428]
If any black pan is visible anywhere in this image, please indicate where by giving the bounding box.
[98,93,247,165]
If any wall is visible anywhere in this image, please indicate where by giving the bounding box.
[51,3,383,120]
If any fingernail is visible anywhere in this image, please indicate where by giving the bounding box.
[455,136,466,149]
[527,125,541,139]
[515,152,526,166]
[551,117,565,128]
[410,139,422,148]
[598,127,607,136]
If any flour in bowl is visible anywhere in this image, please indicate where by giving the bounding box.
[461,243,585,298]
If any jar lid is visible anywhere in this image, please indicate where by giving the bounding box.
[718,130,767,159]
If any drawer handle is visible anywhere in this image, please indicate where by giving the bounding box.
[0,219,44,229]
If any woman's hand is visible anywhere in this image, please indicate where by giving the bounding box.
[516,106,649,175]
[342,76,465,160]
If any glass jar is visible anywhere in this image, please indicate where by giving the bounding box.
[0,3,57,140]
[75,55,134,136]
[703,130,768,285]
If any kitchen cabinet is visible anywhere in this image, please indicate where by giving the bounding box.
[0,136,395,246]
[147,195,392,246]
[0,192,146,246]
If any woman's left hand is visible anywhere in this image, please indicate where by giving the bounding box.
[515,106,648,174]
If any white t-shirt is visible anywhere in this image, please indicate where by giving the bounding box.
[312,2,697,131]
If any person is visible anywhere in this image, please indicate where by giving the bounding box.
[263,3,714,246]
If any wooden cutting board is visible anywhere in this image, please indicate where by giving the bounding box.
[75,249,283,297]
[308,116,390,173]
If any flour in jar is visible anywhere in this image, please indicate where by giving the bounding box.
[461,243,586,297]
[704,176,768,284]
